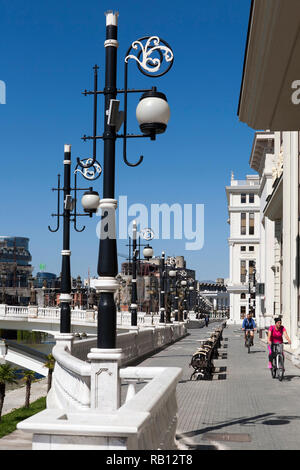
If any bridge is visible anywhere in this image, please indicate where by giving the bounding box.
[0,304,163,335]
[0,339,48,376]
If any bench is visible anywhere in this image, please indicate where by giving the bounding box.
[189,323,225,380]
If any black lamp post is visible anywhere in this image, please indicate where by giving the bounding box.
[159,252,166,323]
[168,267,177,323]
[130,220,138,327]
[78,11,173,348]
[48,146,101,334]
[188,279,195,315]
[128,225,154,326]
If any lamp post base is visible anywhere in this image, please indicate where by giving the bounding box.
[87,348,123,412]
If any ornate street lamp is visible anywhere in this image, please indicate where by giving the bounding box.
[168,267,177,322]
[48,146,101,333]
[76,11,173,351]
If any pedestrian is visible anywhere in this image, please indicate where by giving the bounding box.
[205,314,209,327]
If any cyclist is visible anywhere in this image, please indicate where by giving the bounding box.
[242,313,256,346]
[267,317,291,369]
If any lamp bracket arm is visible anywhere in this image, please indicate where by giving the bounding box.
[48,174,61,233]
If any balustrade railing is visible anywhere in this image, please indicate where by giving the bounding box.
[5,305,29,317]
[0,304,183,328]
[49,343,91,410]
[119,366,181,449]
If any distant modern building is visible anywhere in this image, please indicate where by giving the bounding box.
[0,236,33,285]
[0,236,33,305]
[226,174,260,324]
[35,272,57,288]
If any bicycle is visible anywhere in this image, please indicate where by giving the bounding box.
[270,343,287,381]
[245,329,254,354]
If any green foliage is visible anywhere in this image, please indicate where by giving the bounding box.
[16,330,47,344]
[44,354,55,371]
[0,363,18,385]
[0,397,46,438]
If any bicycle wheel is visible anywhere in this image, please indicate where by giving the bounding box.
[247,336,251,354]
[277,355,284,381]
[271,365,276,378]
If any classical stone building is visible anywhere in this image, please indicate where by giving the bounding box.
[226,174,260,324]
[237,0,300,353]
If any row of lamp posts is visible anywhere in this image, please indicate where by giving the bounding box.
[126,223,196,326]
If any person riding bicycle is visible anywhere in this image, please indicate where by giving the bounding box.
[242,313,256,346]
[267,317,291,369]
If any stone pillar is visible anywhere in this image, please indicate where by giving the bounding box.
[0,340,7,364]
[54,333,75,354]
[28,305,38,318]
[85,309,96,322]
[87,348,123,412]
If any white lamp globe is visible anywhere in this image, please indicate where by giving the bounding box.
[181,280,187,286]
[143,245,154,260]
[136,89,170,138]
[81,190,100,214]
[169,270,177,278]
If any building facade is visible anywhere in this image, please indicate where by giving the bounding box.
[198,280,229,315]
[0,236,33,304]
[237,0,300,354]
[226,174,260,324]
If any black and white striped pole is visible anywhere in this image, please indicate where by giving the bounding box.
[130,220,138,327]
[60,145,72,333]
[95,11,119,349]
[48,143,101,338]
[168,268,177,322]
[159,252,166,323]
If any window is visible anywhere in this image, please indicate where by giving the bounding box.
[241,213,246,235]
[241,246,246,252]
[249,260,256,282]
[241,194,246,204]
[241,260,247,283]
[240,306,246,319]
[249,194,254,203]
[241,293,246,299]
[249,213,255,235]
[249,246,254,252]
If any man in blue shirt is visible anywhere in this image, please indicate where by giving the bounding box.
[242,313,257,346]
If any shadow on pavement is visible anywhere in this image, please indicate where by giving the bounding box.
[262,415,300,426]
[179,413,274,439]
[282,375,300,381]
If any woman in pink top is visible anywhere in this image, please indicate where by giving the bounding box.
[267,317,291,369]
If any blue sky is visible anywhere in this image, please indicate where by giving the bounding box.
[0,0,255,282]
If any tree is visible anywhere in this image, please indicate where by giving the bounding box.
[44,354,55,393]
[0,363,18,421]
[22,369,36,408]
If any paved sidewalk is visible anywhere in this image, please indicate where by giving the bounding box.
[136,323,300,450]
